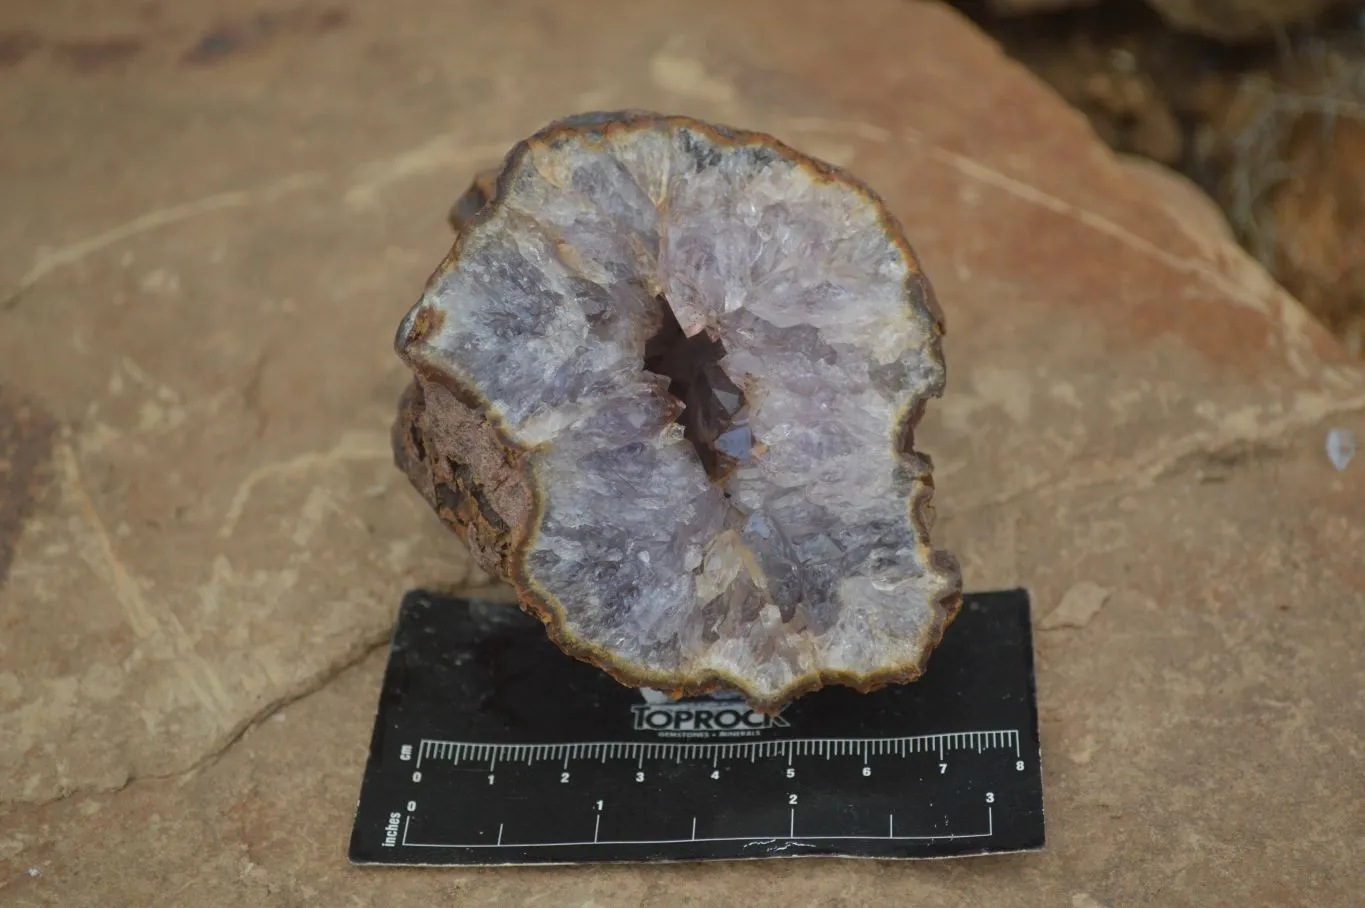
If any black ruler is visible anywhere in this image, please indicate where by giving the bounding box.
[349,588,1044,865]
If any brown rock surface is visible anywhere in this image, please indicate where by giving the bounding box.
[986,0,1346,42]
[1206,69,1365,356]
[972,10,1365,358]
[1143,0,1344,41]
[0,0,1361,905]
[1270,115,1365,355]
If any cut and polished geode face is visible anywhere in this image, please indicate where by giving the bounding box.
[392,111,961,711]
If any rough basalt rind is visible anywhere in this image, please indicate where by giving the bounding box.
[393,111,962,712]
[393,375,536,581]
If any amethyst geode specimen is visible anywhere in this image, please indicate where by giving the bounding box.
[392,112,961,711]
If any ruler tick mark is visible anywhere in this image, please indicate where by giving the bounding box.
[593,813,600,843]
[403,731,1020,767]
[497,823,503,846]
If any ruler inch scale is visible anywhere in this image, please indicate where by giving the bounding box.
[349,588,1045,865]
[397,806,998,849]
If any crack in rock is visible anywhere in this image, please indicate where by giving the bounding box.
[3,630,390,810]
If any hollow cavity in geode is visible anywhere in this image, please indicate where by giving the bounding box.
[393,111,961,711]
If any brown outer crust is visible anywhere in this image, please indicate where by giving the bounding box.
[393,110,962,713]
[446,166,501,234]
[394,374,537,580]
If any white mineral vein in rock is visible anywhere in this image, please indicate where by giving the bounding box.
[398,116,958,703]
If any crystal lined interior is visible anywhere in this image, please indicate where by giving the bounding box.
[399,119,956,702]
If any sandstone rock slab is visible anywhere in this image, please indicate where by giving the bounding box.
[1,0,1362,905]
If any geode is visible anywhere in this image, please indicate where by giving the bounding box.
[392,111,961,711]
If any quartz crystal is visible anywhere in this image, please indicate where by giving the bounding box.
[392,111,962,710]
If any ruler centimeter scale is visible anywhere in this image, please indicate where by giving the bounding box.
[350,589,1045,865]
[414,730,1023,766]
